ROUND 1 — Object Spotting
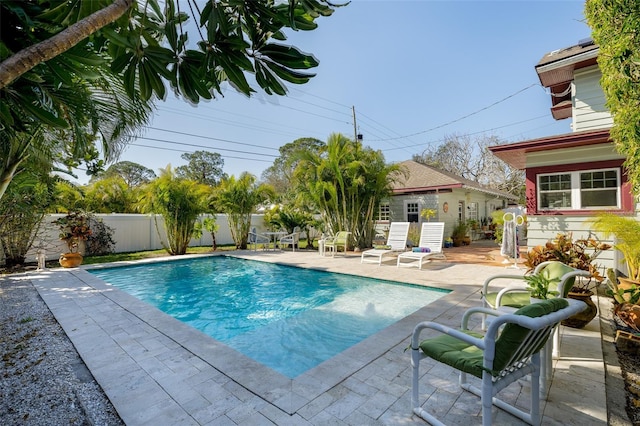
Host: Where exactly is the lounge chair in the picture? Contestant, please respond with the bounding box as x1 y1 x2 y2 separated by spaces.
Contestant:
279 227 300 252
323 231 351 257
411 298 588 426
360 222 410 265
248 227 271 251
396 222 445 269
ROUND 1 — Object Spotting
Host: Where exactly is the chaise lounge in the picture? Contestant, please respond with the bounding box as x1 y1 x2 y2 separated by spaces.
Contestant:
360 222 410 265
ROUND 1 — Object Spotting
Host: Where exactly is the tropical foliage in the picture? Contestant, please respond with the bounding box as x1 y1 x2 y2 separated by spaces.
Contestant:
137 166 209 255
84 176 138 213
261 137 325 198
193 216 219 251
293 133 404 249
52 211 94 253
215 173 274 250
590 213 640 282
524 233 611 287
0 169 57 266
0 0 339 200
585 1 640 194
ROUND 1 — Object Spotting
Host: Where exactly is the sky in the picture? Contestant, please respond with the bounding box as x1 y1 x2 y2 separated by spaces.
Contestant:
76 0 592 184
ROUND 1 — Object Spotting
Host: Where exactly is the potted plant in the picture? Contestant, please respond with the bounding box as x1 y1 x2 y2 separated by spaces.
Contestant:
524 232 611 328
450 220 469 247
52 211 93 268
524 274 557 303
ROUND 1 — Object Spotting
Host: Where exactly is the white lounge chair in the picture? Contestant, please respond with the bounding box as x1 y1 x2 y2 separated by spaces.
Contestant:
360 222 410 265
397 222 445 269
279 227 300 252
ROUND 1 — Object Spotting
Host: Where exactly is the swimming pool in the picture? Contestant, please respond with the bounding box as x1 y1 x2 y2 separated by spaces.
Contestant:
90 256 448 377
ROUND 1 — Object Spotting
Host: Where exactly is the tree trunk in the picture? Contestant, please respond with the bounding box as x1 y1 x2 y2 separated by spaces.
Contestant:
0 0 134 89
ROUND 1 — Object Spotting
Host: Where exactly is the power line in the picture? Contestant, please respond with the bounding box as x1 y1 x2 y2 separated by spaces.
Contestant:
144 126 279 151
128 143 274 163
368 83 540 142
381 114 549 152
130 135 280 158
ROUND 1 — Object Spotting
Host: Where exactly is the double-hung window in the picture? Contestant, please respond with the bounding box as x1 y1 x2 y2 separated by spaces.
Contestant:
378 202 390 221
406 201 420 222
538 168 620 210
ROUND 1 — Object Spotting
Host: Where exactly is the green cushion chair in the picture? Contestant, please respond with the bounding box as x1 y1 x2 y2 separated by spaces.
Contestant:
411 298 587 426
480 261 591 375
323 231 351 257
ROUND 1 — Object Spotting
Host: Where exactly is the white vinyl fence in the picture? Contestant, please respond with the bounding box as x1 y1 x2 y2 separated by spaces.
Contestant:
9 213 274 266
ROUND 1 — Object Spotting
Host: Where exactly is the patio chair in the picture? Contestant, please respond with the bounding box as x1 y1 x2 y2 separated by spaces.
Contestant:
248 227 271 251
481 261 591 378
279 227 300 252
411 298 588 426
361 222 410 265
323 231 351 257
397 222 446 269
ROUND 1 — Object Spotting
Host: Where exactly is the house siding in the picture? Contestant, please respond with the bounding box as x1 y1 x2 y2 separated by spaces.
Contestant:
572 67 613 132
384 191 507 241
526 213 639 274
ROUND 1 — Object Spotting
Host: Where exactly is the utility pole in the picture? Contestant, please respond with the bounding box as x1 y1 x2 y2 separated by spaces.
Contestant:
352 105 362 144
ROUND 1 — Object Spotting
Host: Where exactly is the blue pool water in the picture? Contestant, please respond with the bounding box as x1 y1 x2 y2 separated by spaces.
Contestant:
90 256 448 377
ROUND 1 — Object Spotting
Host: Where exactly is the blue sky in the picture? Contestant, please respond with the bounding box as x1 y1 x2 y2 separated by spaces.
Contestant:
83 0 591 183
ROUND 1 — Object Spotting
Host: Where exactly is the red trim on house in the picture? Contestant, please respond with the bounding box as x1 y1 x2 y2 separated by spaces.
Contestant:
525 159 633 215
489 129 611 170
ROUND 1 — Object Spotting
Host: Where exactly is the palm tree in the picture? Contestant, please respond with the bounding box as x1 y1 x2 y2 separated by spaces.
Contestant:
215 173 275 249
0 1 339 200
294 133 405 249
137 166 208 255
0 66 153 201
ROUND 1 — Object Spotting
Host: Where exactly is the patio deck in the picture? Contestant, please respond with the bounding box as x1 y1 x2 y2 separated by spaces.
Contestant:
21 244 609 425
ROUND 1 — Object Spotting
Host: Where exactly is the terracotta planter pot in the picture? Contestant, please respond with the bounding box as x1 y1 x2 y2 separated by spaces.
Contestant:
561 291 597 328
59 253 83 268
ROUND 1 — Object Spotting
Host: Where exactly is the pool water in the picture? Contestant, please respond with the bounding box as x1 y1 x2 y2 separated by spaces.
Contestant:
90 256 447 377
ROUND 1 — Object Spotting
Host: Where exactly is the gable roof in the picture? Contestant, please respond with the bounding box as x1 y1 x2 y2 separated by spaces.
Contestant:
391 160 517 200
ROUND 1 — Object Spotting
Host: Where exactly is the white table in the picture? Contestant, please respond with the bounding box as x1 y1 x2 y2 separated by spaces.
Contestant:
264 231 287 251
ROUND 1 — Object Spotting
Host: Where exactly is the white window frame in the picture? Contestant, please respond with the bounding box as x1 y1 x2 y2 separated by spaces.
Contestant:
378 202 390 222
537 167 621 211
468 202 478 222
404 200 420 223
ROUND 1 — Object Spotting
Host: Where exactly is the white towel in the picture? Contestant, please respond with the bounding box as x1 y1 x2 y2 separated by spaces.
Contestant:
501 219 517 258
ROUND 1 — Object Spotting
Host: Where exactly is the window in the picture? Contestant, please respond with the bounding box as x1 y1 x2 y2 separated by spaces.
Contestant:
538 168 620 210
539 174 572 209
468 202 478 222
580 170 618 207
378 202 390 221
406 202 419 222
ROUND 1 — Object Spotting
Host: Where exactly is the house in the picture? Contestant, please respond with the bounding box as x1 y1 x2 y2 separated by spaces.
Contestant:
379 160 518 240
488 38 632 271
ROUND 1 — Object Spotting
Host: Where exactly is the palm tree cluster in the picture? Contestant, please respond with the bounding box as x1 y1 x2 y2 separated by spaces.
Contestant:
294 133 404 249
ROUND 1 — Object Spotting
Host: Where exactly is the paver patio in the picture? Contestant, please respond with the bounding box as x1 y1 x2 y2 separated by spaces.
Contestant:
16 245 609 425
